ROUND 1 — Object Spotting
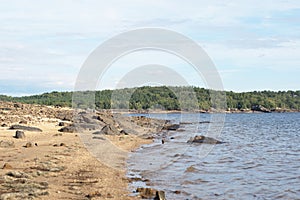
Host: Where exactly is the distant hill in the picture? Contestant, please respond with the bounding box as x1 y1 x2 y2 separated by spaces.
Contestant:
0 86 299 111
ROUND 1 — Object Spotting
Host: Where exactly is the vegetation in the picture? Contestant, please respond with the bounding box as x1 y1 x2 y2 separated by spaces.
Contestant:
0 86 299 111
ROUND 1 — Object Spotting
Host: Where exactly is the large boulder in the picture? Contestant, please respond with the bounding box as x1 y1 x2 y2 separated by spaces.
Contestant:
15 130 25 139
136 188 166 200
187 135 224 144
94 124 119 135
9 125 42 132
251 105 271 113
58 125 77 133
162 124 180 131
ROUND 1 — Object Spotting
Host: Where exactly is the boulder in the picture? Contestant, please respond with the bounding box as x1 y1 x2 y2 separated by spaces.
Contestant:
97 124 119 135
187 135 223 144
251 105 271 113
19 120 28 124
120 129 129 135
59 123 101 133
77 123 100 131
136 188 156 199
15 130 25 139
58 125 77 133
163 124 180 131
58 122 65 126
185 165 198 173
1 123 8 127
24 142 33 148
154 190 166 200
2 163 13 170
9 125 42 132
136 188 166 200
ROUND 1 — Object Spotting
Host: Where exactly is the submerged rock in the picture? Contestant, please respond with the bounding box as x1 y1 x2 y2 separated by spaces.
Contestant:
136 187 166 200
136 187 156 199
162 124 180 131
187 135 223 144
154 190 166 200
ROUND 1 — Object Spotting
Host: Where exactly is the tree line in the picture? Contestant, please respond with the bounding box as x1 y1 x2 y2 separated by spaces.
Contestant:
0 86 299 111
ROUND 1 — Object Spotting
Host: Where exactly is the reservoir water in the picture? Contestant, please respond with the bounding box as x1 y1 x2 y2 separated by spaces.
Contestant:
127 113 300 199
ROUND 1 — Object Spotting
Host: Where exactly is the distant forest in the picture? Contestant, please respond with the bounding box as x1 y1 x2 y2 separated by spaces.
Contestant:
0 86 299 111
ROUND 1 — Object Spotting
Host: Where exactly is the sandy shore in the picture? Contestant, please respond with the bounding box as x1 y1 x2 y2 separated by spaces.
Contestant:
0 102 163 200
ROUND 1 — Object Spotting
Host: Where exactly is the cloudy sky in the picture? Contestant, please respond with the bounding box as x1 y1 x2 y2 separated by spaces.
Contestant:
1 0 299 96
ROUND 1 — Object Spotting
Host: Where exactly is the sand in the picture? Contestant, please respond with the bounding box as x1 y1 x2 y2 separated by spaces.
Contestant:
0 102 163 200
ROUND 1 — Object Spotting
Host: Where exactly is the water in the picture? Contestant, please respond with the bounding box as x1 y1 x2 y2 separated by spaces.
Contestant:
127 113 300 199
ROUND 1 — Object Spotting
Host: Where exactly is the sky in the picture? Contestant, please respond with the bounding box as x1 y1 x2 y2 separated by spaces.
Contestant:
0 0 300 96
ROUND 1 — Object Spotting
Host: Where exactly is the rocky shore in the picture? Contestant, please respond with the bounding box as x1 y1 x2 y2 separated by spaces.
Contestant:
0 101 169 200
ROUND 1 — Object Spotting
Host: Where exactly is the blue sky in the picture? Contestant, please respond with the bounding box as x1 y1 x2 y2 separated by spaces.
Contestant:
0 0 299 96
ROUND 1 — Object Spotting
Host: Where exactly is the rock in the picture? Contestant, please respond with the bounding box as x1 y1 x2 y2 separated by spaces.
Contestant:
93 115 103 122
252 105 271 113
97 124 119 135
2 163 13 170
85 191 102 198
19 120 28 124
0 140 15 148
106 193 113 198
163 124 180 131
120 129 129 135
13 103 22 108
136 187 157 199
53 143 66 147
77 123 100 131
81 115 94 124
55 111 73 121
6 171 30 178
15 130 25 139
136 188 166 200
173 190 181 194
53 133 63 137
92 136 106 140
1 123 8 127
9 124 42 132
58 125 77 133
154 190 166 200
185 165 198 173
58 122 65 126
24 142 33 148
187 135 224 144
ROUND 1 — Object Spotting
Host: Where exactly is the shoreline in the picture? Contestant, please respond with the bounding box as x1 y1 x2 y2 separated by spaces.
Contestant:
113 108 300 115
0 101 164 200
1 101 298 199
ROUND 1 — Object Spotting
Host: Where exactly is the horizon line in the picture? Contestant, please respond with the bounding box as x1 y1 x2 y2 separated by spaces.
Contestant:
1 85 299 98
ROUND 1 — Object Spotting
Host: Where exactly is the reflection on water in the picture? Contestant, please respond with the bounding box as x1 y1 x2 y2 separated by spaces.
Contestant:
127 113 300 199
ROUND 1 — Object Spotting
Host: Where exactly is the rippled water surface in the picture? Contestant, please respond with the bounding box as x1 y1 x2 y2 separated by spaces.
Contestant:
127 113 300 199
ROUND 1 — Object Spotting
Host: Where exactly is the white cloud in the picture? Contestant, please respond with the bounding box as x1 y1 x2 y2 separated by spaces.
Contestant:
0 0 299 94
